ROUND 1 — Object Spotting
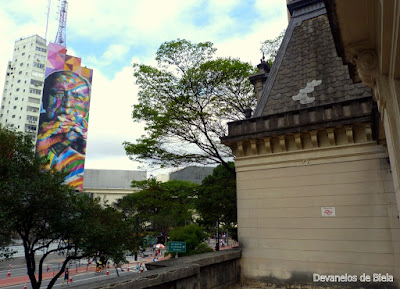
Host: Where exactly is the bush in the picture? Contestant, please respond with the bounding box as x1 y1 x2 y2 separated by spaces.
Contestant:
167 224 212 256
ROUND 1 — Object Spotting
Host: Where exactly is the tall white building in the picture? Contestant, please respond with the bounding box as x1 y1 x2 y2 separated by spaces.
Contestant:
0 35 48 141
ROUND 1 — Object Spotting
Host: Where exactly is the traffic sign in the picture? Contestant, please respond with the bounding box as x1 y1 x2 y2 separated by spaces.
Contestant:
168 241 186 253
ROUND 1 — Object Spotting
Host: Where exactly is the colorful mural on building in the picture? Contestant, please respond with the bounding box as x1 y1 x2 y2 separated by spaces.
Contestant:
36 43 93 191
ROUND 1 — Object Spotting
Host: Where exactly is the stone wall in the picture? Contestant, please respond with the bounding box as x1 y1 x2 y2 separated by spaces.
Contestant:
235 142 400 288
72 249 241 289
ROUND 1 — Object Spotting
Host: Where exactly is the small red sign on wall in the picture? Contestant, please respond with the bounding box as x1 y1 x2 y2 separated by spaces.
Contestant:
321 207 335 217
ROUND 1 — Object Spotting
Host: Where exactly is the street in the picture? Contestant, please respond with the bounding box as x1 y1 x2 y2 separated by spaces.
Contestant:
0 250 166 289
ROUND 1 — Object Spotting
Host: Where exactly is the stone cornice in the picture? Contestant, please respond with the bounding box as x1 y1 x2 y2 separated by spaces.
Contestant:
222 97 374 145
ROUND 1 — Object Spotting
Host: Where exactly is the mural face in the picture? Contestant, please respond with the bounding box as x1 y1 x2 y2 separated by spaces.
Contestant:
36 70 90 191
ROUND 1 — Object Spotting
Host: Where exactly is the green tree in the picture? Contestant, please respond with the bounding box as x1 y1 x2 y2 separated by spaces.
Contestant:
168 224 212 256
0 127 137 289
115 179 198 235
124 39 256 172
260 29 286 66
195 162 237 237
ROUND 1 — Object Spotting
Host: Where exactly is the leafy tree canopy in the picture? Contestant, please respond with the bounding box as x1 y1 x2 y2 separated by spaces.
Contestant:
195 162 237 234
260 29 286 66
124 39 256 172
115 179 198 235
168 224 212 256
0 127 137 289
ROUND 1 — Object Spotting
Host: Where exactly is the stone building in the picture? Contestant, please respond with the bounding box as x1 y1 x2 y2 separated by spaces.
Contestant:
222 0 400 287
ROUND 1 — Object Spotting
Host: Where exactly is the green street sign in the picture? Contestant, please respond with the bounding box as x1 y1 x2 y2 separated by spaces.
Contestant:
168 241 186 253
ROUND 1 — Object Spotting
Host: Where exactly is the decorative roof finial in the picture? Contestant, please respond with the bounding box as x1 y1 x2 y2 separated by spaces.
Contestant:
261 52 265 63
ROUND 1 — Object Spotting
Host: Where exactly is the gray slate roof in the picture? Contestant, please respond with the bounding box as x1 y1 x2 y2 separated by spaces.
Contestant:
169 166 215 184
254 0 372 117
83 169 147 189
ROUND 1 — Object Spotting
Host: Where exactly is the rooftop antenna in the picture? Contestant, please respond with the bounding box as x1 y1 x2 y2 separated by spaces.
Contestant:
55 0 68 46
44 0 51 42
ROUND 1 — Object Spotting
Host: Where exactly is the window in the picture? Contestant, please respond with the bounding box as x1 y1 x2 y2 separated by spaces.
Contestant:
30 79 43 86
35 54 46 61
22 52 25 56
12 115 15 118
27 115 38 123
29 88 41 95
25 124 37 133
32 71 44 78
13 106 16 109
19 71 22 75
23 45 25 49
20 62 23 66
35 47 46 53
28 97 40 104
14 97 18 100
17 79 21 83
16 88 19 92
33 62 45 69
27 106 39 113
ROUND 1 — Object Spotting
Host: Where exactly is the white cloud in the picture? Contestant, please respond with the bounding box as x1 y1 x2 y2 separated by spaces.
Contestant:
84 66 145 170
86 44 130 67
0 0 289 173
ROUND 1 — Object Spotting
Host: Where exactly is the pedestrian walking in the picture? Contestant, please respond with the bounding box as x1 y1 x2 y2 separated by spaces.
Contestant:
62 268 69 286
139 263 144 273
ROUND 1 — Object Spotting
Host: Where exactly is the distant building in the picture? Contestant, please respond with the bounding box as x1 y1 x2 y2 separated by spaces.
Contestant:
0 35 47 141
169 166 215 184
83 169 147 205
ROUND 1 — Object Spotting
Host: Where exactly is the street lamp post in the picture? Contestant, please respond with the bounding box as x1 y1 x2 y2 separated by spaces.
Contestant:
215 219 220 251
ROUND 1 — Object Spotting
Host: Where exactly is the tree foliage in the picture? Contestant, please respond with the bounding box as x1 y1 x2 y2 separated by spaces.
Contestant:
195 162 237 234
124 39 256 171
260 29 286 66
115 179 198 235
0 127 137 289
168 224 212 256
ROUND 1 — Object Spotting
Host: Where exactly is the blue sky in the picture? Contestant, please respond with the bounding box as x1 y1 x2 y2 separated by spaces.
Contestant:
0 0 288 173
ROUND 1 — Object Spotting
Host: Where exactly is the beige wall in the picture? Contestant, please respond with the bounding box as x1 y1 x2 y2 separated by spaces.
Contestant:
235 143 400 285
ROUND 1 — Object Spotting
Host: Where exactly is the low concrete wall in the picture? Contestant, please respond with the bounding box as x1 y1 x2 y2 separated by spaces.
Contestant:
72 249 241 289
